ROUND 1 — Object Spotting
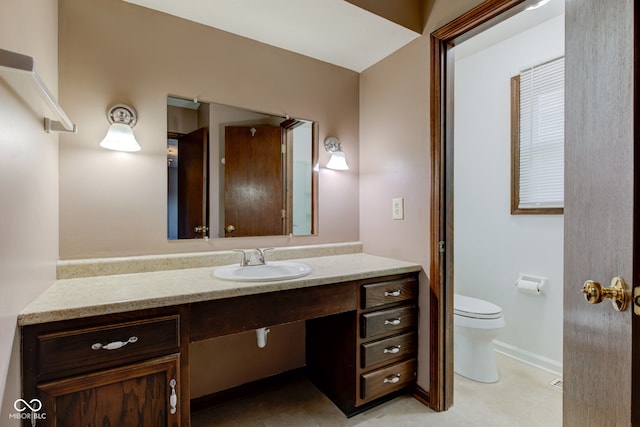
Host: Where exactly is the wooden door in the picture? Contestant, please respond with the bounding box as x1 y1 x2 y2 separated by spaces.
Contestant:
563 0 636 425
37 355 180 427
224 125 284 237
177 127 209 239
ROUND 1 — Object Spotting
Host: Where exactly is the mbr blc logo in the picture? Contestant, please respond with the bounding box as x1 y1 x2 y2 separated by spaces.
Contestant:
9 398 47 423
14 399 42 412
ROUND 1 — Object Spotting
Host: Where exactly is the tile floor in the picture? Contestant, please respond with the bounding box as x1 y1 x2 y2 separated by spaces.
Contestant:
191 353 562 427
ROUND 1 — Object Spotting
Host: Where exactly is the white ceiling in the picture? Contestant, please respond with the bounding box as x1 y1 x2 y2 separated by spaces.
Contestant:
454 0 564 60
123 0 422 73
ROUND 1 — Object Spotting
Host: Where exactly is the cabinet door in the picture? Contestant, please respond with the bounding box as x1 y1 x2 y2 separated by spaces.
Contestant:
37 354 180 427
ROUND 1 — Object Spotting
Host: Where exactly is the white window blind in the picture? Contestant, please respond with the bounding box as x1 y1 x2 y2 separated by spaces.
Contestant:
518 56 564 209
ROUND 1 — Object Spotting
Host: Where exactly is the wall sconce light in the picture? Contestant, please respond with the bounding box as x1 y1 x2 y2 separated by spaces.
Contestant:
100 104 141 152
526 0 551 10
324 136 349 170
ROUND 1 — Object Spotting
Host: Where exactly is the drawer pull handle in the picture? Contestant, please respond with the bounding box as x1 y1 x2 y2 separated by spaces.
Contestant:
384 290 402 297
383 374 401 384
384 318 402 326
169 379 178 415
91 336 138 351
384 345 402 354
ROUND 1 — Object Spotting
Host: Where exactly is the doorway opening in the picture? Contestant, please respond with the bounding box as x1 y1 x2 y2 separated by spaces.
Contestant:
429 0 564 412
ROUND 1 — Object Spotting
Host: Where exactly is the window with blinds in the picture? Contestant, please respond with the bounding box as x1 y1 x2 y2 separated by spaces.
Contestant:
510 56 564 214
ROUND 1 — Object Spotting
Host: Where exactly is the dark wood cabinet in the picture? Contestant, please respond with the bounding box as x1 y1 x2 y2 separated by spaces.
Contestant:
22 270 420 424
22 308 189 427
35 315 180 381
307 273 419 416
361 331 417 369
38 354 180 427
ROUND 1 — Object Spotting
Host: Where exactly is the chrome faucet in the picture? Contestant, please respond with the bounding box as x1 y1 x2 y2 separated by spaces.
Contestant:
232 249 249 266
233 248 274 266
248 248 274 265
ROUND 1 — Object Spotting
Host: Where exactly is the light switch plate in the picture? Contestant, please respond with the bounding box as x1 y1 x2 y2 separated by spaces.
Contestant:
392 197 404 220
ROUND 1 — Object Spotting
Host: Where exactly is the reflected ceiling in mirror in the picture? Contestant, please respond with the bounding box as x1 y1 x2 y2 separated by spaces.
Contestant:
167 96 318 240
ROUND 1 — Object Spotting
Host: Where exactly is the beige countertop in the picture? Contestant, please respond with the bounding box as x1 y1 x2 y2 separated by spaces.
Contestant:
19 253 422 326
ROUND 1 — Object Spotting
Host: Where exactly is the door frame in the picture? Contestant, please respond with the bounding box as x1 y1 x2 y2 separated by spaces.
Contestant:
634 3 640 422
429 0 544 411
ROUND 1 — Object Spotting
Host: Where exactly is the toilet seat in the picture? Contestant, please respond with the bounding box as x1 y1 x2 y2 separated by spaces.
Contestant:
454 294 502 319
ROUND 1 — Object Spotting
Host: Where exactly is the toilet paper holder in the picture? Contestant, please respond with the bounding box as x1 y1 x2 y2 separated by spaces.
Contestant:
515 274 547 295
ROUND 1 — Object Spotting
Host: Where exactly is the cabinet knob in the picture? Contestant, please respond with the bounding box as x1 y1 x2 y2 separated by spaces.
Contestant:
384 290 401 297
383 374 401 384
383 345 402 354
384 318 402 326
91 336 138 351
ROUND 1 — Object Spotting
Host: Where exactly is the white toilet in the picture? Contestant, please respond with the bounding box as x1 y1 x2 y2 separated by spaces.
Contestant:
454 293 505 383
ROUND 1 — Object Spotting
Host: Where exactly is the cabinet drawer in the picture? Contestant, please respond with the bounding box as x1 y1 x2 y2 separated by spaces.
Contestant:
361 358 417 401
37 315 180 379
361 276 417 309
361 332 417 369
361 305 417 339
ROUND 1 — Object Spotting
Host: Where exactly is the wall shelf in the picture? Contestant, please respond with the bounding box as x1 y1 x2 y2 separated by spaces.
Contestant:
0 48 77 133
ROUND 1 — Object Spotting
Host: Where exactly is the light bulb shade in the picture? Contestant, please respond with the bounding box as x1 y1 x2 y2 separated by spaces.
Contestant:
326 150 349 170
526 0 551 10
100 123 141 152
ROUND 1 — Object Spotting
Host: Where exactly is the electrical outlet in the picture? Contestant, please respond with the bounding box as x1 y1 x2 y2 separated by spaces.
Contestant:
392 198 404 220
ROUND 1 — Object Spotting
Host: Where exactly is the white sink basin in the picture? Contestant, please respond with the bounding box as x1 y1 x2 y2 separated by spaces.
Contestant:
213 261 312 282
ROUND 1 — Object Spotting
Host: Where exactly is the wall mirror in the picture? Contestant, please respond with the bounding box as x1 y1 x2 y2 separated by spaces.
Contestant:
167 96 318 240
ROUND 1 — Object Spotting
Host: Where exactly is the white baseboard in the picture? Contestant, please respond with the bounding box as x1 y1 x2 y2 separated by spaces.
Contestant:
493 340 562 377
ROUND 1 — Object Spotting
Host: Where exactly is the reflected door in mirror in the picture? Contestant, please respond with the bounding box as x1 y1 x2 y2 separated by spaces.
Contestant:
177 128 209 239
224 125 284 237
168 127 210 240
167 97 211 240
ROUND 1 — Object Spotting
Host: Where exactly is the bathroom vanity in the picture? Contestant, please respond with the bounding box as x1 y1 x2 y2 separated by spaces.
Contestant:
19 252 421 426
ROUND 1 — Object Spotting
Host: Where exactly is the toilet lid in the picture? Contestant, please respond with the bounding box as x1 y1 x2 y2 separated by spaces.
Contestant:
454 294 502 319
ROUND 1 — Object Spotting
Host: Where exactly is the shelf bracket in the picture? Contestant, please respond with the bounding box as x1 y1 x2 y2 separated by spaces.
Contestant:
0 48 77 133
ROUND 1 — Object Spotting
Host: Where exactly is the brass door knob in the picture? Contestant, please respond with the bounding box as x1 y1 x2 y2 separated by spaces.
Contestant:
582 277 630 312
225 225 235 233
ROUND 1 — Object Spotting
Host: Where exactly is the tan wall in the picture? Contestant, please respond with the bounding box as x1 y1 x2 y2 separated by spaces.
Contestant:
58 0 360 259
359 0 485 389
167 105 199 134
190 322 305 398
0 0 59 418
57 0 359 400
